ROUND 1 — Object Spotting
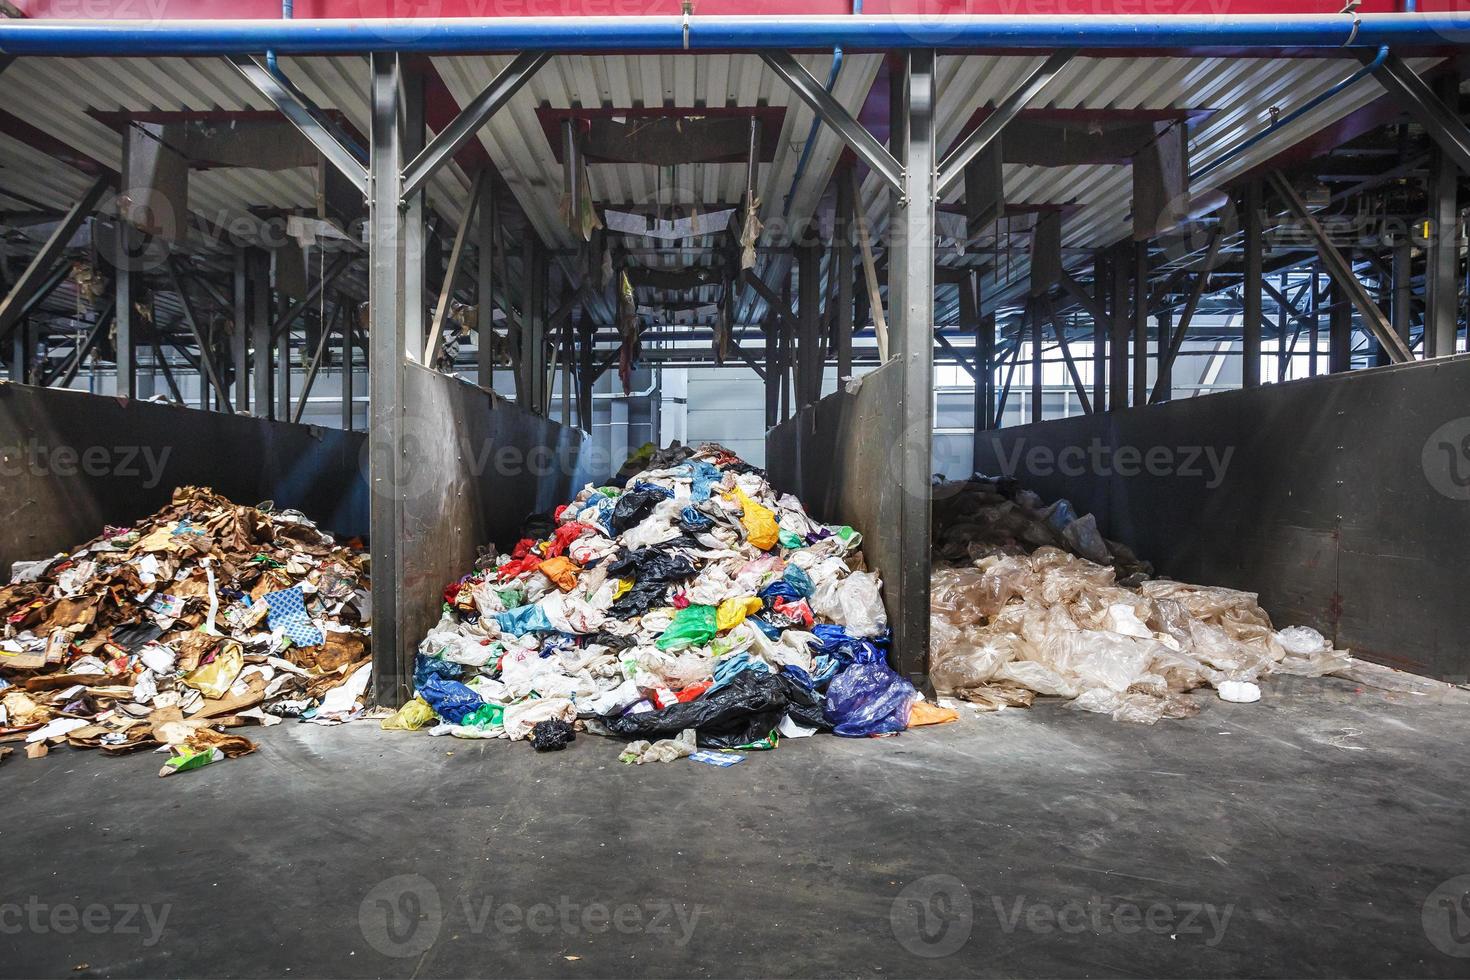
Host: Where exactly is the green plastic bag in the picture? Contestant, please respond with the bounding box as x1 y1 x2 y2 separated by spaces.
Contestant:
778 529 803 550
656 604 718 651
461 703 505 729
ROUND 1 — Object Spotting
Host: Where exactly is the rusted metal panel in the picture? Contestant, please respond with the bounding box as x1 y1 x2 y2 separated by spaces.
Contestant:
972 354 1470 682
0 381 367 578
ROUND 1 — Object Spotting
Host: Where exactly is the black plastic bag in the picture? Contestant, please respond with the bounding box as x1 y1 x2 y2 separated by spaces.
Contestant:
602 671 823 748
531 719 576 751
607 546 697 584
610 484 674 533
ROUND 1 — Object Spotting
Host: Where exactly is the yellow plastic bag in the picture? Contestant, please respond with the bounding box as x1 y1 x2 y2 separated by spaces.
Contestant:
614 578 634 600
716 595 763 632
728 488 779 551
381 697 436 731
181 641 243 699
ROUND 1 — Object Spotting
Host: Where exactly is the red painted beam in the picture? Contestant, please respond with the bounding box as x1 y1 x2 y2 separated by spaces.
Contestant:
8 0 1430 21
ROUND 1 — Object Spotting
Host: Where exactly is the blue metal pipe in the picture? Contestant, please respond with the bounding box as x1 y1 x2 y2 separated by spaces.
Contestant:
0 15 1465 57
782 0 860 218
1191 43 1390 183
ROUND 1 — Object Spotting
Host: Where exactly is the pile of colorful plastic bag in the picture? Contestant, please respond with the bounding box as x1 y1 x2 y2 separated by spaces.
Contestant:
0 487 373 772
390 443 956 755
930 476 1466 722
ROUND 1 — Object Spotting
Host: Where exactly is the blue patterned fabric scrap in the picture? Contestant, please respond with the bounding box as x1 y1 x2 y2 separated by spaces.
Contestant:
263 586 325 647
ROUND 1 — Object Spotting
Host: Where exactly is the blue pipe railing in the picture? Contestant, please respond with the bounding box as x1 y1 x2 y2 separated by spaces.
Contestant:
0 15 1465 56
1191 44 1391 183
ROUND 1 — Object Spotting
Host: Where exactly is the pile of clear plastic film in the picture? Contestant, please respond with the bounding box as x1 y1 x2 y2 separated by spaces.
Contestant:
929 477 1465 723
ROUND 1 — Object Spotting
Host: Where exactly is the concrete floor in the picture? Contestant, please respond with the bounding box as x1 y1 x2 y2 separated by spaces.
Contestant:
3 675 1469 979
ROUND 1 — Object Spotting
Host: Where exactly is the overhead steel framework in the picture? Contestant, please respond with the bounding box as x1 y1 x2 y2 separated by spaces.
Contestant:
1 12 1469 689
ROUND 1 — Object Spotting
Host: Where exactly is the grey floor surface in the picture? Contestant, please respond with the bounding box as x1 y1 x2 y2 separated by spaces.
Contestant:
3 675 1469 979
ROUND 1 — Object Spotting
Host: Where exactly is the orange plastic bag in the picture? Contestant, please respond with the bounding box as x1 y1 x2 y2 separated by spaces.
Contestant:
908 701 960 727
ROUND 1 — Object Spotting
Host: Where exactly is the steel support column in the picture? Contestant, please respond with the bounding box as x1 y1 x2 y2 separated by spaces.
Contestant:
1133 241 1148 404
796 239 821 406
1109 242 1130 410
1242 180 1263 387
248 248 273 417
835 170 855 381
232 249 249 411
402 67 427 362
1426 72 1461 358
476 171 497 390
114 233 133 398
1091 252 1106 409
887 50 935 681
1329 279 1353 373
368 52 409 706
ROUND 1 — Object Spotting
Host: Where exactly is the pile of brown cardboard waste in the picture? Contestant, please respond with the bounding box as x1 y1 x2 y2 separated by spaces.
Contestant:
0 487 371 774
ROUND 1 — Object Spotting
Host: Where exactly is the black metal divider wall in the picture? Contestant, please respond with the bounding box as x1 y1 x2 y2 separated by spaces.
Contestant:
0 381 369 578
972 353 1470 683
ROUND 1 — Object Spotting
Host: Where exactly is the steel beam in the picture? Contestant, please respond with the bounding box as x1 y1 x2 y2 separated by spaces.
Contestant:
762 51 904 193
401 50 546 199
166 258 234 412
425 170 485 366
369 52 409 706
272 252 354 342
0 175 110 345
229 56 368 197
1150 224 1222 403
1268 171 1411 362
1369 55 1470 178
935 51 1074 197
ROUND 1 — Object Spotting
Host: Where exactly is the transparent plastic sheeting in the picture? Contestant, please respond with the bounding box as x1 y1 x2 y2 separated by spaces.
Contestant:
930 549 1468 724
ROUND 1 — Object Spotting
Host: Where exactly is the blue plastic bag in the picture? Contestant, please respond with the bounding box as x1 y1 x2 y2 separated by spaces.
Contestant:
419 674 484 724
709 651 771 693
496 603 554 636
782 565 814 598
413 653 464 690
822 662 916 736
689 461 722 501
679 506 714 533
758 579 802 605
809 624 887 664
